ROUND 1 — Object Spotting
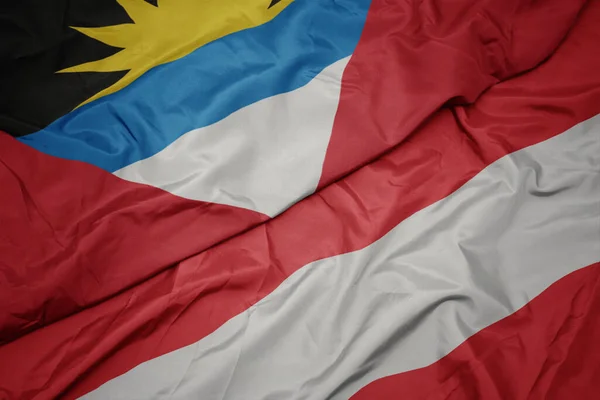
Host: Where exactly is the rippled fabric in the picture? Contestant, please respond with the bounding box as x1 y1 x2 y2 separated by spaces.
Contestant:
319 0 589 187
17 0 371 172
2 6 600 394
82 116 600 399
0 134 268 344
1 0 599 399
2 0 593 350
353 261 600 400
114 58 350 216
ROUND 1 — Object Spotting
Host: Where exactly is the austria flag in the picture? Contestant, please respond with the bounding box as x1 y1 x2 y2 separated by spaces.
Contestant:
1 0 599 398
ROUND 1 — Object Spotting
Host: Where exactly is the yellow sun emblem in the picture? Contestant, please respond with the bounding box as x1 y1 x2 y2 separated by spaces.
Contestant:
59 0 293 107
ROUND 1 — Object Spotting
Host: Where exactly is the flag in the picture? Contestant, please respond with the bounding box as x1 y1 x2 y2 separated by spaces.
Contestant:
0 0 599 399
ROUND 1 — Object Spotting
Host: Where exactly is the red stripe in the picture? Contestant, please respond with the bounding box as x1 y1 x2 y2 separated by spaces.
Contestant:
351 262 600 400
2 0 600 398
318 0 587 188
0 136 267 343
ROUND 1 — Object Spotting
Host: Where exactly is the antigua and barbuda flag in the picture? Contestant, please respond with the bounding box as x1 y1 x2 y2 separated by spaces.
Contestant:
0 0 599 399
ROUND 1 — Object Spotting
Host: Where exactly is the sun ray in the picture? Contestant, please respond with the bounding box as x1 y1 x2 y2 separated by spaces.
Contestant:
58 48 134 73
117 0 157 23
60 0 295 108
69 24 139 49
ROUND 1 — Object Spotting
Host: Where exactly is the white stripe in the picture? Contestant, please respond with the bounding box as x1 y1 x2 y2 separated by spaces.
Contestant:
86 116 600 400
114 58 348 217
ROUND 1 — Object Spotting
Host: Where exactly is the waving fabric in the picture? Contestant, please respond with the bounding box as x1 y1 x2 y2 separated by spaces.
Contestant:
0 0 599 399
